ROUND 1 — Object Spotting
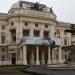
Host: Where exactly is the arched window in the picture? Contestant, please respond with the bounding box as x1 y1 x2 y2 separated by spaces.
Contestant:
35 23 38 27
24 22 28 26
45 24 48 28
11 22 14 26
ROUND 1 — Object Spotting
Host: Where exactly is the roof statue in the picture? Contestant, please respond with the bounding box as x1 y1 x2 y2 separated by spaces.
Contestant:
19 1 23 8
31 2 45 11
9 1 56 14
31 2 40 10
50 7 53 14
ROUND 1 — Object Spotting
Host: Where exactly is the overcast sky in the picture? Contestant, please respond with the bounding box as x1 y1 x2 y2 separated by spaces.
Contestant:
0 0 75 23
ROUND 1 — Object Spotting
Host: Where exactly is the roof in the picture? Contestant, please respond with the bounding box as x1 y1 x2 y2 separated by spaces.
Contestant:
20 1 46 7
9 1 55 15
11 1 46 9
0 13 7 16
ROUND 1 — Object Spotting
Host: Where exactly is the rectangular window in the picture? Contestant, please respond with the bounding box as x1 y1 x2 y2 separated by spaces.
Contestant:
1 48 5 52
11 36 16 43
2 55 5 61
1 36 6 43
11 29 16 43
23 30 30 36
34 30 40 37
44 31 49 39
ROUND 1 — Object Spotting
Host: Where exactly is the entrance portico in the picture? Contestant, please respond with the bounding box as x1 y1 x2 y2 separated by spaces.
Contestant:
22 44 62 65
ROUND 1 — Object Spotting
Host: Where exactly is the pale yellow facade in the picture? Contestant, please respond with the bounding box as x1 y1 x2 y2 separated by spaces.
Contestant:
0 1 72 65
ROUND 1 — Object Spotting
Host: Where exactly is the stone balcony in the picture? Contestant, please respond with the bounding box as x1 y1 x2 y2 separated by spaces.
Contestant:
20 36 63 46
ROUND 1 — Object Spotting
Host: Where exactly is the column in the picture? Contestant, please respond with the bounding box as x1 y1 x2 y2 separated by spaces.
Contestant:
52 48 57 64
16 50 18 64
50 25 55 39
40 29 43 38
52 49 54 64
47 46 51 64
30 50 35 65
60 31 64 46
30 23 33 37
7 31 11 43
58 46 62 64
23 46 27 65
68 33 71 45
40 23 44 38
0 34 1 43
20 48 23 64
10 53 12 65
41 50 45 64
49 31 51 38
30 29 33 37
36 46 40 65
19 21 23 42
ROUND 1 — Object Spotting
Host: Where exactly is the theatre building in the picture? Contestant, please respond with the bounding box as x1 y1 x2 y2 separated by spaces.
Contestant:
0 1 72 65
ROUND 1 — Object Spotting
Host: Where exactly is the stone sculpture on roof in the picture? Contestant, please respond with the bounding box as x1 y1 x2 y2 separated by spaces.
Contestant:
19 1 23 8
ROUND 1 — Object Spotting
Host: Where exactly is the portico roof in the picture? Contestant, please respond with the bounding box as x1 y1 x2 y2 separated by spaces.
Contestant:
20 36 62 46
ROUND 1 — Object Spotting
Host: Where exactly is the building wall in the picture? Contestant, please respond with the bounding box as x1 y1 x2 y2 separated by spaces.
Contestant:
0 1 72 65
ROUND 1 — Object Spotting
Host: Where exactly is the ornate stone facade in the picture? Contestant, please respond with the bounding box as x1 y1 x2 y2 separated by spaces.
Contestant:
0 1 72 65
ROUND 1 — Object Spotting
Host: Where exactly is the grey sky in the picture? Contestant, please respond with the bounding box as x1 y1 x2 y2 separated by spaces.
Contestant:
0 0 75 23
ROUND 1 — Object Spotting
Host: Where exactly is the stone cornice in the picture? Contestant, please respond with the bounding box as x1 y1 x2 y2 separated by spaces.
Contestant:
6 14 56 26
8 14 56 22
8 8 56 20
56 21 71 28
